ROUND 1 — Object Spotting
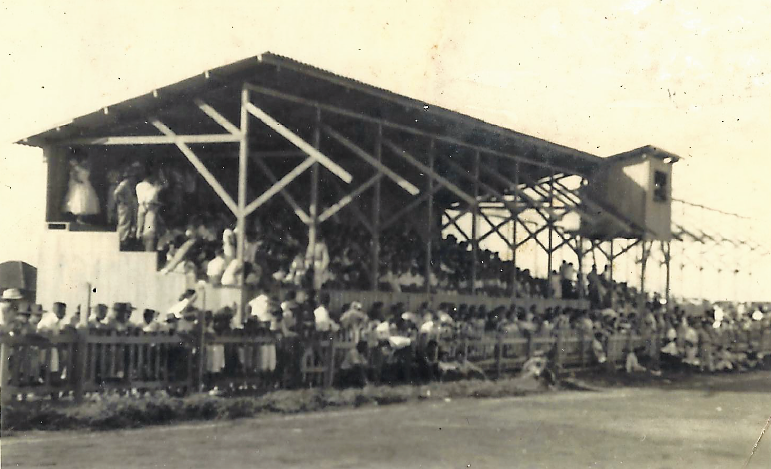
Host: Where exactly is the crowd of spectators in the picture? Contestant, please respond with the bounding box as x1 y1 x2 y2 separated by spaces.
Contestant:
2 282 768 390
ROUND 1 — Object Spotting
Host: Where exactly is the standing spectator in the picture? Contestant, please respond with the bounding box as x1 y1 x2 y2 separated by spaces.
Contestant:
63 157 100 224
105 169 121 226
306 232 330 290
136 171 164 251
313 292 339 332
206 248 228 285
37 301 66 333
114 164 141 248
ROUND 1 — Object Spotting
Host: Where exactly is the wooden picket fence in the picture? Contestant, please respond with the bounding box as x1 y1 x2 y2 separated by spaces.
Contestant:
2 327 770 403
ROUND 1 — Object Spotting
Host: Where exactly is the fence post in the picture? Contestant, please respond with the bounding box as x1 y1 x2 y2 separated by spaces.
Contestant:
1 340 11 406
195 309 206 392
324 337 336 388
578 328 586 367
73 329 88 403
555 332 563 369
526 333 533 360
495 334 503 379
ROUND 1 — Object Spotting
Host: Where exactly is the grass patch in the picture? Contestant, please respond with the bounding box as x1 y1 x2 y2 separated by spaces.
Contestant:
1 377 549 434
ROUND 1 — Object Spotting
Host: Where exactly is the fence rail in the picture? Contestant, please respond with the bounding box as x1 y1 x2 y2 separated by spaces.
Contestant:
2 327 770 403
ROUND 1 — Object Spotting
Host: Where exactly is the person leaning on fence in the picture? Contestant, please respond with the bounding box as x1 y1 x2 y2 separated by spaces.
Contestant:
313 292 339 333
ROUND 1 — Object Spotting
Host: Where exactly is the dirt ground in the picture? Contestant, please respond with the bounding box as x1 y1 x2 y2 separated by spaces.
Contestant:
2 371 770 469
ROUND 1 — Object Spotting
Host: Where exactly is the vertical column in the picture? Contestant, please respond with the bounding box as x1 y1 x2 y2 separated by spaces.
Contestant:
511 162 519 296
609 240 615 284
370 124 382 291
471 150 480 294
664 240 671 305
547 171 554 298
309 107 321 291
237 87 249 323
576 235 584 299
425 139 435 294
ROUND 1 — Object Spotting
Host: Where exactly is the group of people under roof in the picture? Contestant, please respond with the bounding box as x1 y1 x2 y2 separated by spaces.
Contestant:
2 279 769 392
60 154 601 299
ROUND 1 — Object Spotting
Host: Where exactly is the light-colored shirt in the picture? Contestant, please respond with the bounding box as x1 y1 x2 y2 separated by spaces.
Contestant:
206 256 227 279
314 305 338 332
135 180 161 207
36 312 61 333
248 294 273 323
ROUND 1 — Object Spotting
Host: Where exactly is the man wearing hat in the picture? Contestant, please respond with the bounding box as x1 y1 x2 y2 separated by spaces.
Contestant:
0 289 23 331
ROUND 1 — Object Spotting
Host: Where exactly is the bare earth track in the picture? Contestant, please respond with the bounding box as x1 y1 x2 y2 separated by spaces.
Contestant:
2 371 770 469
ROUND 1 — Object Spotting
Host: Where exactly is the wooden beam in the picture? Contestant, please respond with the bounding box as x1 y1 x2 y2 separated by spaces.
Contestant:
195 100 242 135
318 173 383 223
382 139 475 205
323 126 420 196
252 150 306 158
371 124 383 291
444 213 471 242
516 220 550 253
426 139 435 294
237 88 249 324
244 158 315 216
244 82 588 177
382 184 442 230
245 102 353 183
252 155 311 225
330 178 374 234
478 210 513 249
151 120 238 215
67 134 241 145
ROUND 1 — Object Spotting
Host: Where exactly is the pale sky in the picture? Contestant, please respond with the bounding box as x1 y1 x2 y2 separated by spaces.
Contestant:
1 0 769 299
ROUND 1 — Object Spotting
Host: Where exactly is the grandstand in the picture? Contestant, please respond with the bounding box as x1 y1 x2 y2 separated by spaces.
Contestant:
16 52 694 319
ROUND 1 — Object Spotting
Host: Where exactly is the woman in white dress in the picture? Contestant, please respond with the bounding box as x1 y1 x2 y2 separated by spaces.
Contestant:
63 158 100 223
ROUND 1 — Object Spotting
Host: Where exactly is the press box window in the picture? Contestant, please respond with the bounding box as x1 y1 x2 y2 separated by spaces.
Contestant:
653 170 668 202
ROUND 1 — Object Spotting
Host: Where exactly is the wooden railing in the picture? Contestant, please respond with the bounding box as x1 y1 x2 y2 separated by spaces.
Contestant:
2 327 769 403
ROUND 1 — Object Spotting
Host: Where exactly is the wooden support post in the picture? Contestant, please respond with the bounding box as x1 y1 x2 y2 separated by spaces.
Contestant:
665 241 671 305
196 309 206 392
371 124 382 291
609 240 615 285
309 108 321 292
81 282 91 329
238 88 249 324
576 236 584 299
471 151 480 294
324 338 336 388
547 172 554 298
495 334 504 379
426 139 435 294
73 329 88 403
1 341 11 406
512 162 519 296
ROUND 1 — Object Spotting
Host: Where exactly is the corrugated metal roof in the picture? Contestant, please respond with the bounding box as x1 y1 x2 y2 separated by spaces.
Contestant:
17 52 602 176
605 145 681 165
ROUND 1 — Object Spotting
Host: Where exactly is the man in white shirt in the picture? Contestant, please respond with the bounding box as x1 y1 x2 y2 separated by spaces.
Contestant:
206 248 227 285
248 290 274 327
37 301 66 333
135 173 163 251
313 292 339 332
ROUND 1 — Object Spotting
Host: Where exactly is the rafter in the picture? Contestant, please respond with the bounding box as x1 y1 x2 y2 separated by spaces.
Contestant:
151 120 238 215
323 126 420 196
244 102 353 184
